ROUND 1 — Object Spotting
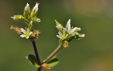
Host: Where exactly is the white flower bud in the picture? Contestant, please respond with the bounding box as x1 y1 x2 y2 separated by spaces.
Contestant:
80 34 85 37
31 3 40 17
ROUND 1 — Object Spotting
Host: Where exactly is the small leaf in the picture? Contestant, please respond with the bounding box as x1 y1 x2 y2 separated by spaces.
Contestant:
26 54 40 67
43 56 59 67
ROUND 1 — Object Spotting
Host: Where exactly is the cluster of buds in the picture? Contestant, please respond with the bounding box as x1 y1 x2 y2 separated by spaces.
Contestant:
11 3 41 40
11 3 41 23
55 19 85 48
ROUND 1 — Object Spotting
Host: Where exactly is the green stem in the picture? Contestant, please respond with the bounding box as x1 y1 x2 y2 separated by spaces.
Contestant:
44 45 62 63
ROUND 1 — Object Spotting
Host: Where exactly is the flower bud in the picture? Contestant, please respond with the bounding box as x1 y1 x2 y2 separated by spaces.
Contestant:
24 3 30 18
10 25 22 34
74 34 85 40
63 40 68 48
76 27 81 31
30 21 33 26
55 20 63 32
80 34 85 38
35 18 41 23
31 30 40 38
11 15 24 21
42 63 50 70
31 17 41 23
31 3 39 17
28 21 33 30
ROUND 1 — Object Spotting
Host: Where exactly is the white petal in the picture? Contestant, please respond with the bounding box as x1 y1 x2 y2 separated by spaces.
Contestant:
71 27 77 33
72 32 78 36
25 7 27 11
56 25 59 28
30 21 33 24
67 19 71 24
35 8 38 12
20 34 25 38
21 28 26 33
27 28 30 32
59 24 62 27
35 3 39 8
63 28 67 31
58 31 62 36
66 34 68 37
56 35 61 39
26 36 29 39
29 32 33 35
27 3 29 6
77 27 81 31
63 29 66 34
24 3 29 11
67 19 71 30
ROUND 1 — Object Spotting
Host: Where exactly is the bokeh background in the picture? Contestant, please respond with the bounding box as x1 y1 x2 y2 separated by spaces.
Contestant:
0 0 113 71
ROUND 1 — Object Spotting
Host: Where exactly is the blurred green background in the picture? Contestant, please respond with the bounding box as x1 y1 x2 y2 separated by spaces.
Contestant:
0 0 113 71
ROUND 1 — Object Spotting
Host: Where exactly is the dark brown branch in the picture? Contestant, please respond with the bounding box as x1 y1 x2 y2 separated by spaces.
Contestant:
31 40 42 71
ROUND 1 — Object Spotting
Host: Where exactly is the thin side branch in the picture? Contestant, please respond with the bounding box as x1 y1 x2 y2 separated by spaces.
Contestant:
44 45 62 63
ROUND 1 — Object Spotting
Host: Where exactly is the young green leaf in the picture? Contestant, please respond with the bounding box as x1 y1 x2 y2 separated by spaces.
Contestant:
26 54 40 67
43 56 59 67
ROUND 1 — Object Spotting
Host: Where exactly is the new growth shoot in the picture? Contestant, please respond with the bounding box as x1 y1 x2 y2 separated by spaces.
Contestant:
11 2 85 71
